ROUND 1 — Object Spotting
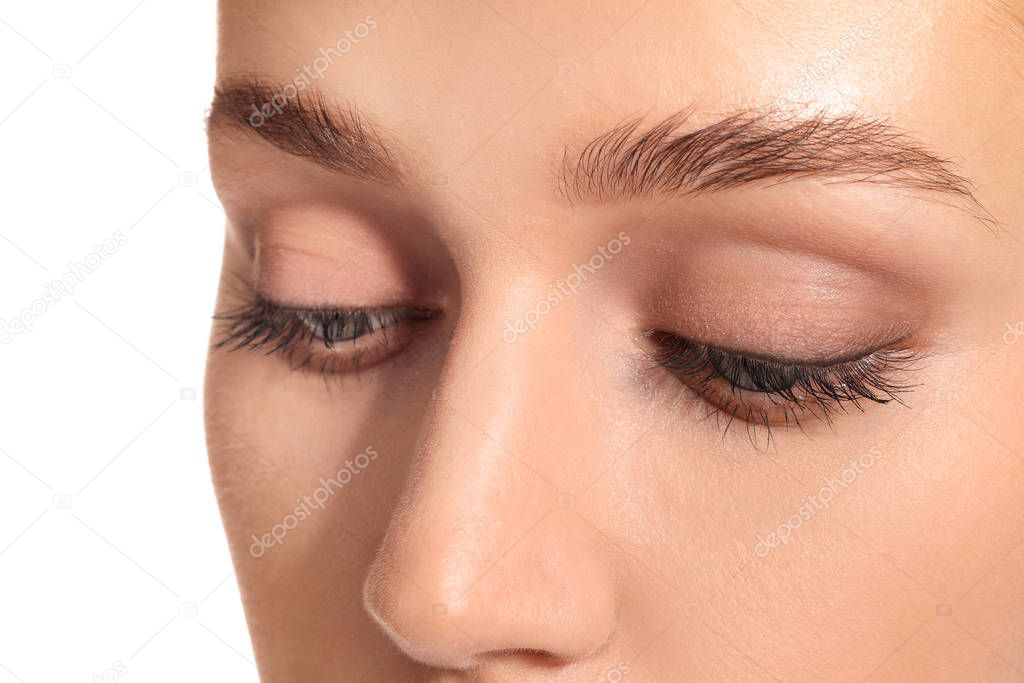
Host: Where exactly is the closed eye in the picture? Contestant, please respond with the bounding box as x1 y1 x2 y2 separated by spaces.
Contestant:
646 331 923 446
215 295 439 376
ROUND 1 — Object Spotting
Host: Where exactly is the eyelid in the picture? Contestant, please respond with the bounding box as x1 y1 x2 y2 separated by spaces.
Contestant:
695 339 907 368
643 326 913 368
253 289 434 313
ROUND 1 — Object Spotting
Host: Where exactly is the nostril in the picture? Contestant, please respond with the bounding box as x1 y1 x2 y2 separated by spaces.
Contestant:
488 647 555 659
363 540 621 668
482 648 565 665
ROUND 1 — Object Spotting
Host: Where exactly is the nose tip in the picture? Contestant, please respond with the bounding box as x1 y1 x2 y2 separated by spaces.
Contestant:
359 290 621 670
361 510 618 670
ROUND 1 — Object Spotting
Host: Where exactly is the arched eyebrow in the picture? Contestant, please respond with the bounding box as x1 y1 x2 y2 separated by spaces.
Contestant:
208 79 402 185
562 110 992 224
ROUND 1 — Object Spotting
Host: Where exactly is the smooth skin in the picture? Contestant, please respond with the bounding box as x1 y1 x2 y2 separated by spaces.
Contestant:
205 1 1024 680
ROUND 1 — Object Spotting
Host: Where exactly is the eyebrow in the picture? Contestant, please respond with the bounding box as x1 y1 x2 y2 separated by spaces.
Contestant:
208 80 402 185
562 109 990 223
209 81 989 224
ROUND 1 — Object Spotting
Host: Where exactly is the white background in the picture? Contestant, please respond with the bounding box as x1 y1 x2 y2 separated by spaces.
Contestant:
0 2 255 681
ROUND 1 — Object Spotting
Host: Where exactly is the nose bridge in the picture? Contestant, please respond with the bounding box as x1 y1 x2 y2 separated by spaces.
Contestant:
401 275 588 548
362 285 618 668
388 385 553 603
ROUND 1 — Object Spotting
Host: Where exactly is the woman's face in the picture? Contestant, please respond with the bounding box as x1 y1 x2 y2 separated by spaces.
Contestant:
205 1 1024 679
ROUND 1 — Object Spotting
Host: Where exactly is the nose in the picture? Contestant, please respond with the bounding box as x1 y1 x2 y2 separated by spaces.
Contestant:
362 305 618 670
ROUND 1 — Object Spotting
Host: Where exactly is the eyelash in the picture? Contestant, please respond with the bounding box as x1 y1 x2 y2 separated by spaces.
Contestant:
646 331 922 446
215 296 437 376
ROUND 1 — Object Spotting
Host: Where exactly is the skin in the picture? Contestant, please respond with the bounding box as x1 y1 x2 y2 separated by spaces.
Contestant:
205 1 1024 680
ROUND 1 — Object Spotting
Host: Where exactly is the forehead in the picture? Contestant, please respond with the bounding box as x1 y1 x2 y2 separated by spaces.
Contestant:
215 1 1018 185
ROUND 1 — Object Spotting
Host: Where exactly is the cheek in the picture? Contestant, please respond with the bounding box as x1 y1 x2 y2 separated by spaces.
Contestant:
203 347 422 543
203 347 424 669
573 374 1024 677
202 290 453 570
839 407 1024 600
576 423 821 601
